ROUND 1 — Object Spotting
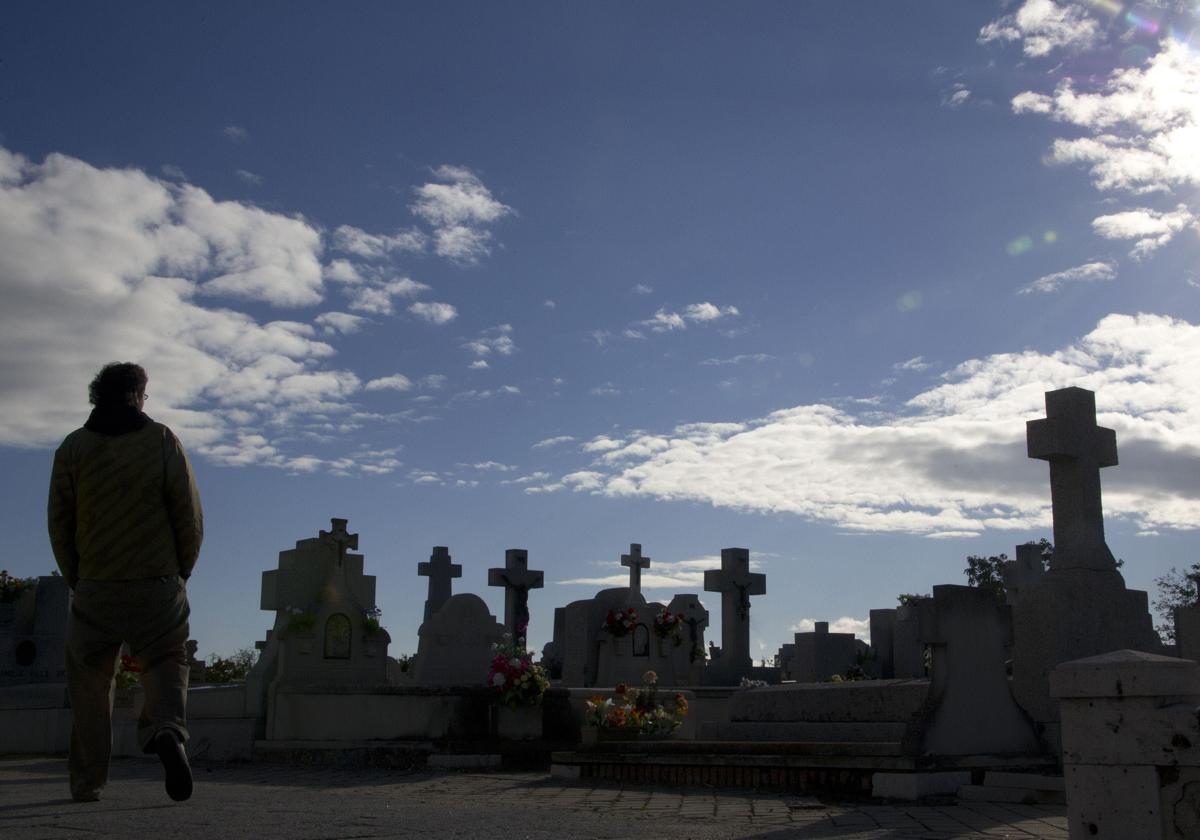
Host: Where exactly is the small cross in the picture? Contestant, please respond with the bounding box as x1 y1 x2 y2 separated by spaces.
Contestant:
319 518 358 566
621 543 650 595
488 549 545 637
1026 387 1119 572
418 546 462 623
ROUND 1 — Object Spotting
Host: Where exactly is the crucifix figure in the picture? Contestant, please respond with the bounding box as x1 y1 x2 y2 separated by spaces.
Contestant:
704 547 765 670
1026 387 1119 573
488 549 544 639
418 546 462 623
319 518 358 567
621 543 650 595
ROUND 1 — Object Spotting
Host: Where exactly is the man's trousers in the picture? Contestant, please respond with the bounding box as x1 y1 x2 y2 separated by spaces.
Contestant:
65 575 190 800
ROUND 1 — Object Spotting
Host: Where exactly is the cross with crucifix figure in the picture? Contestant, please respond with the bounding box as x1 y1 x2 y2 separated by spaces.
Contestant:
418 546 462 623
319 518 358 567
1026 387 1119 573
488 549 544 638
621 543 650 595
704 547 765 669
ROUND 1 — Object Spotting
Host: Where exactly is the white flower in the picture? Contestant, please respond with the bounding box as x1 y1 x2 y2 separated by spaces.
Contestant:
491 672 506 687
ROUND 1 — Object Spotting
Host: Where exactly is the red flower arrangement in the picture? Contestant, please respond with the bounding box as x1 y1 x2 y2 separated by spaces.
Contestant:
603 608 638 637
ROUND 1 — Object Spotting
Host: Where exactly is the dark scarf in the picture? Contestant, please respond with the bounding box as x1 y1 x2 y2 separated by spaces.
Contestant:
84 404 151 436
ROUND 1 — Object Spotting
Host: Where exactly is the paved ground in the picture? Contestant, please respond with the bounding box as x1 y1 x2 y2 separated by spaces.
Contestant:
1 757 1069 839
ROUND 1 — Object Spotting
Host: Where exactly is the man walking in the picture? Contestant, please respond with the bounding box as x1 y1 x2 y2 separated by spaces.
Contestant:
48 363 203 803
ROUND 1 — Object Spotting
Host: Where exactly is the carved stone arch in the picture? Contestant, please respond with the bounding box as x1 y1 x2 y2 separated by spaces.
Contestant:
324 613 352 659
632 623 650 657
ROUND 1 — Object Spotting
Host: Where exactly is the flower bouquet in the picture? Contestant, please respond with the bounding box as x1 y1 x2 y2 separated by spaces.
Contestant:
115 654 141 692
583 671 688 740
603 607 638 637
487 631 550 708
652 608 684 645
283 606 317 636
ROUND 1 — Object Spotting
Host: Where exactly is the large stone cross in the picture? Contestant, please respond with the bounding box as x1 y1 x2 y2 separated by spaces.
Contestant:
1026 387 1119 572
704 547 766 669
488 549 544 638
621 543 650 595
418 546 462 623
319 517 358 566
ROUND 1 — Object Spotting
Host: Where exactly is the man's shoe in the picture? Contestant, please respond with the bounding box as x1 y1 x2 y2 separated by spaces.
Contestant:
153 729 193 802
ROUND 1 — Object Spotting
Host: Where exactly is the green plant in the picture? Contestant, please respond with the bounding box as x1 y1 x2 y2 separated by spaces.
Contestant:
115 654 141 691
205 647 258 683
284 606 316 635
363 605 385 636
0 570 38 604
1153 562 1200 643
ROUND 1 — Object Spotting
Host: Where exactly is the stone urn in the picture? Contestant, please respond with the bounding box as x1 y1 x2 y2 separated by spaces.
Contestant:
495 704 543 741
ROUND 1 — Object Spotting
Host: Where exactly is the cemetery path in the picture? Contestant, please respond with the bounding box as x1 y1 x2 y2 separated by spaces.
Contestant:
0 757 1069 840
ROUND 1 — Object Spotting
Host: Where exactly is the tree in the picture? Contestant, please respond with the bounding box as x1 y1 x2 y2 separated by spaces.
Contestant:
205 647 258 684
896 593 930 607
964 539 1052 602
1152 563 1200 644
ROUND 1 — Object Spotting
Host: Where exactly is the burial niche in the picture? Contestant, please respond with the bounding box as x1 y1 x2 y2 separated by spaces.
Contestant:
632 623 650 657
324 613 351 659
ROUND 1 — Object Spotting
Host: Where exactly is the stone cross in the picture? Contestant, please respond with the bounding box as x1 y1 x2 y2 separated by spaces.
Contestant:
621 543 650 595
1026 387 1119 572
319 517 358 566
704 547 765 669
487 549 544 639
418 546 462 623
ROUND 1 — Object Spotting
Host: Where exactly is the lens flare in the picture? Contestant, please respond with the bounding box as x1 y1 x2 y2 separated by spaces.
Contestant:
1043 230 1058 244
1007 235 1034 256
1125 11 1161 34
1086 0 1123 16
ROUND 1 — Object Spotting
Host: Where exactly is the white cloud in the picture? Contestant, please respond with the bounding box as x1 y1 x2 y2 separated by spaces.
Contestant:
410 165 512 265
0 144 434 476
632 283 654 295
331 224 426 259
408 300 458 325
463 324 515 357
589 382 620 397
1092 206 1196 258
894 356 932 372
314 311 369 335
979 0 1101 57
1019 260 1118 294
471 461 516 472
161 164 187 181
346 277 430 315
790 616 871 640
235 169 264 186
582 436 624 453
533 435 575 449
1010 39 1200 196
469 360 490 370
364 374 414 392
641 302 739 333
943 87 971 109
534 314 1200 536
420 374 447 390
223 125 249 143
700 353 774 366
543 299 556 309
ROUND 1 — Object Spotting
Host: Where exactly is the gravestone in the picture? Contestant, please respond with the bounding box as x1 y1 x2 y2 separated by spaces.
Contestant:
0 575 70 686
914 585 1040 755
1173 576 1200 663
892 602 925 678
704 548 765 684
412 594 505 686
869 608 897 678
1001 543 1048 607
540 607 566 678
245 518 391 714
186 640 206 685
782 621 858 683
621 543 650 596
487 549 544 638
667 593 709 684
419 546 461 623
1011 388 1161 749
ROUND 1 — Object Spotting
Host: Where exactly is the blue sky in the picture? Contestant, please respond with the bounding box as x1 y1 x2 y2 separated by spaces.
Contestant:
2 2 1199 661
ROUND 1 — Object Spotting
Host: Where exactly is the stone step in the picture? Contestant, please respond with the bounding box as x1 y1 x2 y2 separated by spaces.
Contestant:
703 721 909 742
982 770 1065 792
957 782 1064 805
728 679 930 723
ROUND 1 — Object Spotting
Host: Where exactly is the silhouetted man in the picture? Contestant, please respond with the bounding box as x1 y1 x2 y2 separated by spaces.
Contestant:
48 363 202 803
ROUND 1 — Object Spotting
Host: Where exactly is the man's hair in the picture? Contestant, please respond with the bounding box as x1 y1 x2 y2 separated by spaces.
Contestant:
88 363 148 407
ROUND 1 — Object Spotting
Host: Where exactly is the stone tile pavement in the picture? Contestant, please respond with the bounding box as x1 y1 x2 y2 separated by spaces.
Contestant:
1 757 1069 839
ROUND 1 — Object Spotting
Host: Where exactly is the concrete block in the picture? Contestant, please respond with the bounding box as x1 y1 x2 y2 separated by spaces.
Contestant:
551 763 581 779
983 770 1065 791
871 771 969 800
427 753 501 769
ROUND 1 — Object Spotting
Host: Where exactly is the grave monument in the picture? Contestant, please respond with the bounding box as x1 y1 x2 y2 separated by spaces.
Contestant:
703 547 765 685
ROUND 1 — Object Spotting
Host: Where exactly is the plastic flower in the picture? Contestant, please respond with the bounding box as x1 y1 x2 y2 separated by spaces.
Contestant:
642 670 657 685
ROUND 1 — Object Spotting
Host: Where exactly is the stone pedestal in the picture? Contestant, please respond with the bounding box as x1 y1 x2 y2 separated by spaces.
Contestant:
1051 650 1200 840
494 704 543 741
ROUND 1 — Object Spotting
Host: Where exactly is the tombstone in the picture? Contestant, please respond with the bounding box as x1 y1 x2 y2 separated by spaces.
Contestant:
892 602 925 678
245 517 391 715
419 546 461 623
487 549 544 639
185 640 206 685
540 607 566 679
666 594 709 685
1174 575 1200 663
555 543 695 687
0 575 70 686
703 548 765 684
1001 543 1048 607
783 621 858 683
412 594 505 685
1011 388 1161 749
913 585 1040 755
869 609 897 678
